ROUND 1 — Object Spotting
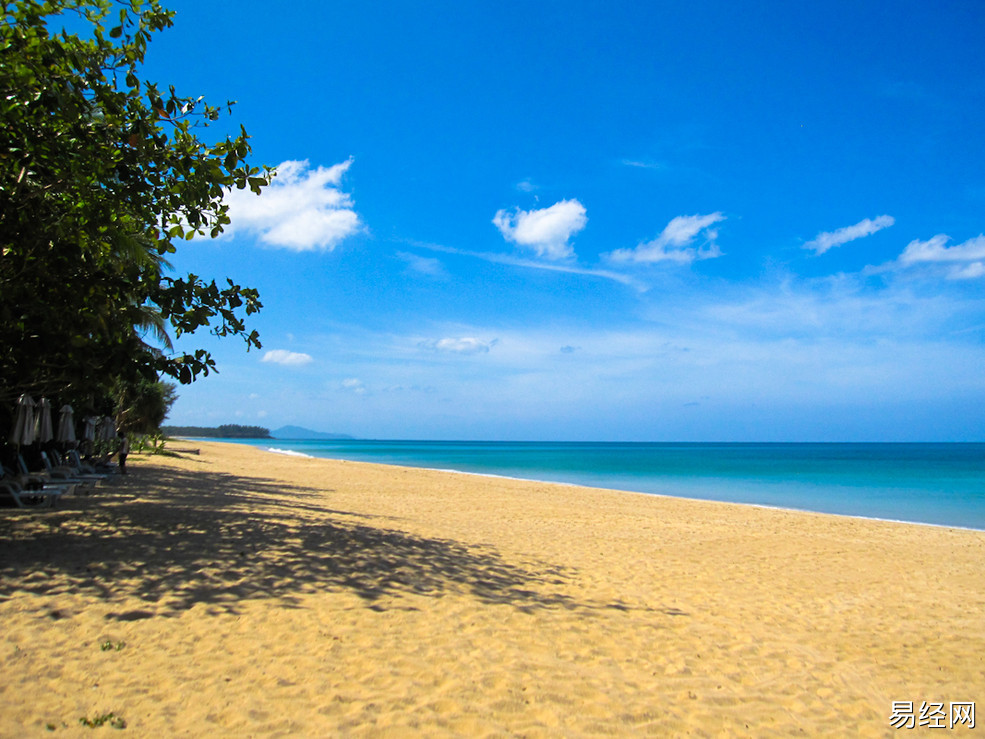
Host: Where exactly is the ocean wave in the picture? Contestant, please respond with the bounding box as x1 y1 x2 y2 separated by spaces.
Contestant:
265 447 315 459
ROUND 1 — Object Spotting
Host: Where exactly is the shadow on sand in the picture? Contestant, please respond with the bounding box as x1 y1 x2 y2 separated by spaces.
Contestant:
0 460 610 618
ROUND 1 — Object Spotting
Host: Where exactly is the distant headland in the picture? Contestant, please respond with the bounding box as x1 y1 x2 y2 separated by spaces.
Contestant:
161 424 354 440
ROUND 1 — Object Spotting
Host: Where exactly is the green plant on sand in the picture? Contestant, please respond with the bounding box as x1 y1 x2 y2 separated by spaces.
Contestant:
79 712 126 729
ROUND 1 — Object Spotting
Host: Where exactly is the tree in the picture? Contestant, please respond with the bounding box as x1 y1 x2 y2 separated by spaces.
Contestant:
0 0 271 429
113 377 176 434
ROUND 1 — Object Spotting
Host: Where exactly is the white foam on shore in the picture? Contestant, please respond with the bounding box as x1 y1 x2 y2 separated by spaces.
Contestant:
250 443 984 533
265 447 315 459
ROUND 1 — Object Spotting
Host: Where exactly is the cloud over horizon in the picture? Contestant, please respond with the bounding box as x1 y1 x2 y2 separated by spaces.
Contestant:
419 337 497 355
493 199 587 260
805 215 895 255
223 159 362 251
606 212 725 264
341 378 367 395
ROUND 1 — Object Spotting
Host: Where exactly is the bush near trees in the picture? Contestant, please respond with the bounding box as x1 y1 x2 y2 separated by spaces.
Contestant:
0 0 270 437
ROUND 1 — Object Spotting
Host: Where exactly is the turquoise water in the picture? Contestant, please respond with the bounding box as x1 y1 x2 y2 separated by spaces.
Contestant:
216 440 985 530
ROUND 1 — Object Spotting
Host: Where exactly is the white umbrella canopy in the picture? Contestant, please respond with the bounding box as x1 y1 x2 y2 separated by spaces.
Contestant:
82 415 97 443
57 404 76 444
98 415 117 442
35 397 54 444
81 415 98 455
10 394 36 446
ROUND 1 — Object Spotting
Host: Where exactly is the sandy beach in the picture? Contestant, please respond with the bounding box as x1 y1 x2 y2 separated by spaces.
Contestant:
1 440 982 736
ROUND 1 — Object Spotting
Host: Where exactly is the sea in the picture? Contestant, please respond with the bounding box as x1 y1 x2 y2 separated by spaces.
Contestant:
213 439 985 531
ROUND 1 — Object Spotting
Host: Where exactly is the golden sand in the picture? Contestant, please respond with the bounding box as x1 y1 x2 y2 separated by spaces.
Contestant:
1 441 983 736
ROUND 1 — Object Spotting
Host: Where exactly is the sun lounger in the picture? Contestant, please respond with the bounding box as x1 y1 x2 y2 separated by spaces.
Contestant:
39 451 102 488
0 481 64 508
13 454 41 483
0 467 68 508
67 449 105 476
51 450 109 480
16 454 89 493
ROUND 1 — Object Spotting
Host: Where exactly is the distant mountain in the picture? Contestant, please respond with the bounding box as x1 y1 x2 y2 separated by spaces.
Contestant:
271 425 355 440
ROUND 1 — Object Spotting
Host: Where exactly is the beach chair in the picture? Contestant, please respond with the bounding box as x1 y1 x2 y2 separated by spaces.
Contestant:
69 449 118 475
39 451 101 490
0 467 66 508
8 461 77 496
67 449 105 476
15 454 47 488
51 450 109 481
0 480 55 508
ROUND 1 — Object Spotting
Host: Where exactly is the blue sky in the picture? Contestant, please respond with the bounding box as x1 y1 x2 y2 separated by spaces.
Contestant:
146 0 985 441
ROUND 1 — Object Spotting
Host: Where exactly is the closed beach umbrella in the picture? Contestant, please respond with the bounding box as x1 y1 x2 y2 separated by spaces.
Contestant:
99 415 116 441
10 394 36 446
82 415 97 455
57 405 76 445
82 416 97 443
35 397 54 443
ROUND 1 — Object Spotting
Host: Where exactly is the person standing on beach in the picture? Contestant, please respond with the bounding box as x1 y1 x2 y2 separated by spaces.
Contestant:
117 432 130 475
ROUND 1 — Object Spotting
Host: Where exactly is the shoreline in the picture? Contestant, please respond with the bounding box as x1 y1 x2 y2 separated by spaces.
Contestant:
257 440 985 534
5 440 982 735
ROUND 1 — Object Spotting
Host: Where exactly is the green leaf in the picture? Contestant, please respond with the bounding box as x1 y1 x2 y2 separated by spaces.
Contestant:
0 0 267 416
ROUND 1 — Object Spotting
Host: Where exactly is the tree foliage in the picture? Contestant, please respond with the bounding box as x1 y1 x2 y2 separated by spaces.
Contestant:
0 0 270 426
114 377 176 433
160 424 271 439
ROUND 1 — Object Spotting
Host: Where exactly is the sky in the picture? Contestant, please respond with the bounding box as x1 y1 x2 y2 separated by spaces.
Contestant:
138 0 985 441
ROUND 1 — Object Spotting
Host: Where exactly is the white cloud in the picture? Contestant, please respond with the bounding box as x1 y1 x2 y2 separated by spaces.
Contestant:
419 337 496 355
341 378 366 395
606 212 725 264
262 349 314 366
804 215 895 255
899 234 985 265
415 240 645 290
222 159 362 251
170 251 985 440
949 262 985 280
621 159 664 170
493 199 587 260
881 234 985 280
396 251 446 277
